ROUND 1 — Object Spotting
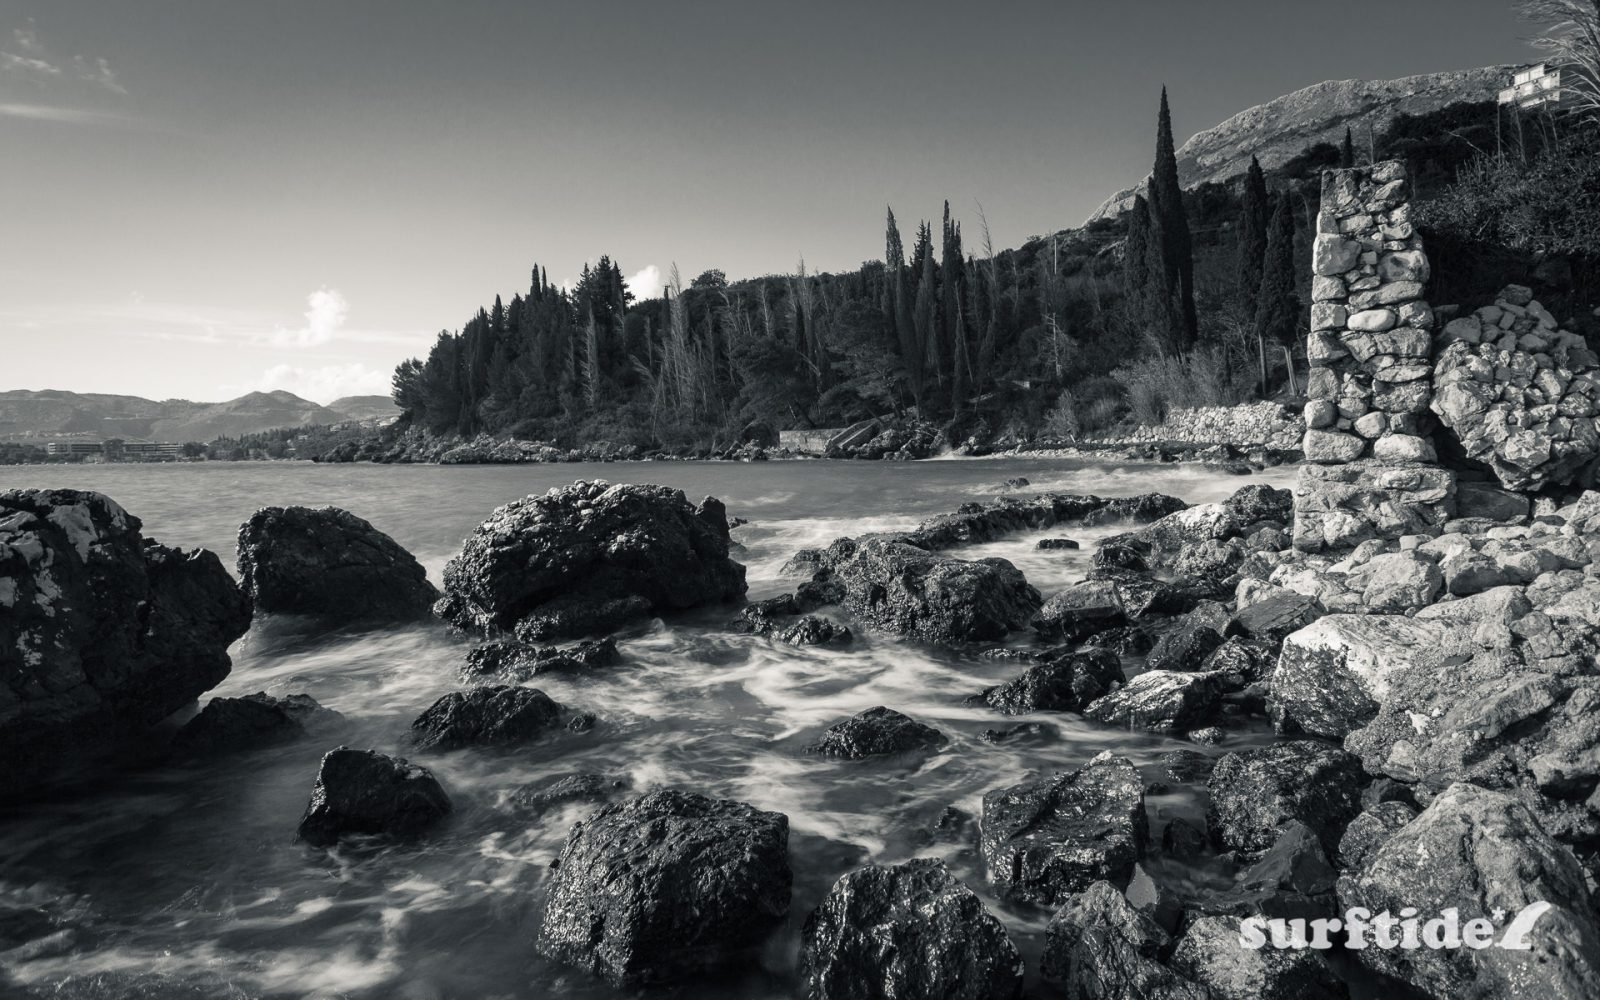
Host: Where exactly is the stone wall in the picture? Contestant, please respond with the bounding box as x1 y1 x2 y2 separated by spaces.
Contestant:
1125 402 1303 451
1302 161 1438 465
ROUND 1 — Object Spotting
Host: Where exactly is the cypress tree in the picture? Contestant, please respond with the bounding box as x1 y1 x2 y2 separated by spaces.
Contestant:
1123 194 1152 316
1340 126 1356 168
1252 193 1299 395
1147 87 1197 350
1236 156 1270 322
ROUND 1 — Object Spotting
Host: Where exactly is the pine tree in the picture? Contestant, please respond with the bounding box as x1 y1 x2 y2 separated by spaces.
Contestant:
1123 195 1152 312
1252 193 1299 395
1340 126 1356 168
1147 87 1197 351
1236 156 1270 322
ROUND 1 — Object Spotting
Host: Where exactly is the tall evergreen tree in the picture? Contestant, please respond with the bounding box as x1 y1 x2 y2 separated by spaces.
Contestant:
1122 194 1152 310
1147 87 1197 351
1252 193 1299 395
1340 126 1356 168
1236 156 1270 322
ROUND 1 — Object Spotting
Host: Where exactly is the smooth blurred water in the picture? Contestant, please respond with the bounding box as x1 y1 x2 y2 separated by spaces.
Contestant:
0 457 1296 999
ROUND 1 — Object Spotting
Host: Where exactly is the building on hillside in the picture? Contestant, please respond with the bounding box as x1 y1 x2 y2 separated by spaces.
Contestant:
120 442 183 459
1498 63 1571 111
45 441 103 456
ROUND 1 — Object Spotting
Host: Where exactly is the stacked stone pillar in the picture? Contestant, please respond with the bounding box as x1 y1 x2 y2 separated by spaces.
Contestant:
1302 161 1437 465
1293 162 1457 551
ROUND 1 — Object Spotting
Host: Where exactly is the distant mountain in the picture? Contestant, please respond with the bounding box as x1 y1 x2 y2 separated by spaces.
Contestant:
326 395 401 422
0 389 392 443
1085 64 1520 224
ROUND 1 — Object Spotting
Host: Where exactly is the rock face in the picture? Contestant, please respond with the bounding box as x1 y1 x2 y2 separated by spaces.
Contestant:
1338 783 1600 999
296 747 452 846
1291 462 1456 552
1040 881 1207 999
410 686 570 750
799 858 1023 1000
833 539 1040 644
981 649 1123 714
171 692 342 757
1207 741 1364 853
536 788 791 988
1270 614 1445 738
980 752 1146 906
435 481 747 641
805 707 947 758
0 489 252 798
1432 288 1600 491
236 505 437 620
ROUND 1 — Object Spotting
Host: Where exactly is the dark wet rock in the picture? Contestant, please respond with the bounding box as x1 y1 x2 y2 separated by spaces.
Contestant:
733 595 852 645
1092 541 1147 571
1161 749 1216 783
1172 913 1346 1000
979 649 1123 715
296 747 452 846
536 788 791 988
1201 638 1279 686
833 539 1040 644
795 574 847 611
1227 591 1325 642
1187 726 1226 744
1031 580 1126 641
1037 537 1080 551
806 707 947 758
0 489 252 798
922 805 977 846
1085 670 1226 734
236 505 437 620
1269 613 1445 739
1081 492 1190 526
171 692 342 758
1207 741 1365 854
998 476 1031 490
979 722 1056 746
1161 817 1208 858
1336 800 1415 871
799 857 1023 1000
980 752 1146 906
898 493 1163 551
410 686 569 750
1083 623 1159 655
1040 881 1207 999
1146 622 1224 673
507 773 629 816
1090 568 1202 618
1337 782 1600 999
730 594 802 634
460 636 620 682
775 615 853 646
435 481 747 641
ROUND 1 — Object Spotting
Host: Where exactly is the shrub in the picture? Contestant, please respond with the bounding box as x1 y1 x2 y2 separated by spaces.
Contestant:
1042 390 1080 439
1109 343 1255 428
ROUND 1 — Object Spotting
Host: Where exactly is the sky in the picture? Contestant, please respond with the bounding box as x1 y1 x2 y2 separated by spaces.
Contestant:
0 0 1541 404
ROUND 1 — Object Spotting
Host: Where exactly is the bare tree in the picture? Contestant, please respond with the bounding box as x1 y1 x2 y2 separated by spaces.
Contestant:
1522 0 1600 114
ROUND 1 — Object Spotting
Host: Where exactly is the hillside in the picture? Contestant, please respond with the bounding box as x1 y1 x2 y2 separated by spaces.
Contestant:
326 395 401 422
1086 64 1519 223
0 389 378 443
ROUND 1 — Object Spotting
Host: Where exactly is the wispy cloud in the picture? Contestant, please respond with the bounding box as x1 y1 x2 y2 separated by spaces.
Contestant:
0 101 131 126
0 21 128 126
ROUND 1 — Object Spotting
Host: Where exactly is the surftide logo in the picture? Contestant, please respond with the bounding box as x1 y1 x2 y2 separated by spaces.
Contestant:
1239 903 1553 951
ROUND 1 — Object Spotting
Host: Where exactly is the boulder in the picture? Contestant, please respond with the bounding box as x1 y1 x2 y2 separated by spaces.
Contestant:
1084 670 1225 734
171 692 342 758
435 481 746 641
1291 462 1456 553
236 505 437 620
1172 914 1346 1000
296 747 452 846
1227 590 1325 642
410 686 572 750
536 788 791 987
0 489 252 798
980 649 1123 714
1358 551 1443 611
1040 881 1207 999
799 858 1023 1000
833 539 1040 644
1145 621 1224 673
980 752 1146 906
461 636 620 682
1031 580 1125 641
1270 614 1445 738
1335 800 1415 871
805 707 947 758
1207 741 1365 853
1338 783 1600 999
1455 481 1531 522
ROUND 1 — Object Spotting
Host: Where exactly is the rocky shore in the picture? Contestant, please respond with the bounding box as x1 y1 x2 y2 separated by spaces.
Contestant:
7 462 1600 998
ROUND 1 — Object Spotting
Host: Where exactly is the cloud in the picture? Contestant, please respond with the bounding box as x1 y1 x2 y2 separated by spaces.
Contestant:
629 264 664 300
0 101 131 126
1 22 125 96
1 51 59 77
74 56 124 95
225 363 392 405
269 288 349 348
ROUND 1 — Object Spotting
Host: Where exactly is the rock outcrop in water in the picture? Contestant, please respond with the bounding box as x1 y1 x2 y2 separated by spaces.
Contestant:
536 788 791 987
799 858 1023 1000
296 747 453 846
0 489 252 798
460 636 621 682
831 539 1041 644
410 686 580 750
805 706 947 758
435 481 747 641
171 692 343 758
979 648 1123 714
236 505 438 621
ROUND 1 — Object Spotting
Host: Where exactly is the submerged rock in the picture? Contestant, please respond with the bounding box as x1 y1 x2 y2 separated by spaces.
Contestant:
435 481 747 641
296 747 452 846
799 858 1023 1000
980 648 1123 715
833 539 1041 644
410 686 571 750
507 773 629 817
980 752 1146 906
236 505 437 620
1207 741 1364 854
171 692 342 758
806 707 947 759
460 637 620 682
536 788 791 987
0 489 252 798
